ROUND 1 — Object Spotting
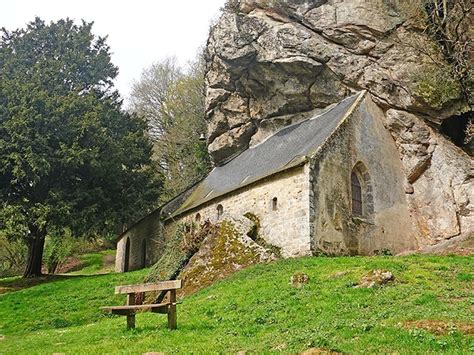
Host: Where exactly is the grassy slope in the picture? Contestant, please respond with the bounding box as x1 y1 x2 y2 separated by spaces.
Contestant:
0 255 472 353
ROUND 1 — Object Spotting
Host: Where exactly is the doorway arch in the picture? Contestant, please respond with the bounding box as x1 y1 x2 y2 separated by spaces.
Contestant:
124 237 130 272
141 239 147 268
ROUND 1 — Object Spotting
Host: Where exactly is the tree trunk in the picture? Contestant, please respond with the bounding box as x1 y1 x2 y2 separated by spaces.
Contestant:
23 227 46 278
48 260 59 274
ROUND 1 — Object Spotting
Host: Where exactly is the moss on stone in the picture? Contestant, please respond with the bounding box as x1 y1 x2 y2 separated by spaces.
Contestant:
146 215 280 298
178 220 265 296
412 65 462 109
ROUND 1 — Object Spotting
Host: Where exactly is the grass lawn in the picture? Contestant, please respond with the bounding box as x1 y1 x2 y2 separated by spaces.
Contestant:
68 249 117 275
0 254 472 353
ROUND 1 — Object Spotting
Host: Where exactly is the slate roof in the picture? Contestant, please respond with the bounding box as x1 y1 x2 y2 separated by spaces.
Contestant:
165 91 364 219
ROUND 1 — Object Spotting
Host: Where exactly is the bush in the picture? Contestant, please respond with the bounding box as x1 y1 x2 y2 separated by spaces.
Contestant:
412 65 462 109
43 233 75 274
44 233 115 274
0 236 27 277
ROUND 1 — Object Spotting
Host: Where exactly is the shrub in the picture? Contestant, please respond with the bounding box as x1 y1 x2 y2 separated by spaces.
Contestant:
0 236 27 277
43 233 75 274
412 65 462 109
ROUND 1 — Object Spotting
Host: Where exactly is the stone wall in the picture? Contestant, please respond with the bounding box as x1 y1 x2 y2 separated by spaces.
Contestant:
164 165 311 257
310 95 419 255
115 209 164 272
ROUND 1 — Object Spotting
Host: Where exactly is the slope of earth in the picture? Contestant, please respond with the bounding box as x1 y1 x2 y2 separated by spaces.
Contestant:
0 250 117 295
0 255 472 353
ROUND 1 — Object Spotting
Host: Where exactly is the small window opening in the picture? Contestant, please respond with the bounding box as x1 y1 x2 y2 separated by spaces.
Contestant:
195 213 201 222
351 172 363 216
217 204 224 219
272 197 278 211
185 224 191 233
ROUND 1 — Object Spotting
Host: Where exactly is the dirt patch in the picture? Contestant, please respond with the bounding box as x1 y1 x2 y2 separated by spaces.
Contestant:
55 257 83 274
290 272 309 288
0 274 101 295
0 275 66 294
405 320 474 335
102 253 116 270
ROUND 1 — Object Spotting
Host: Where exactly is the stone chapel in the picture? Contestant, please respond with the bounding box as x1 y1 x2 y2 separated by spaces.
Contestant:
115 91 420 272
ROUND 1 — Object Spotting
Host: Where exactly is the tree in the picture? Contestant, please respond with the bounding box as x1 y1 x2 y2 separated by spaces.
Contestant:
0 18 161 277
130 56 211 202
395 0 473 108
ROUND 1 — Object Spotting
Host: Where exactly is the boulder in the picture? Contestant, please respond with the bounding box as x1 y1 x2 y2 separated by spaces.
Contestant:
204 0 473 248
355 270 394 288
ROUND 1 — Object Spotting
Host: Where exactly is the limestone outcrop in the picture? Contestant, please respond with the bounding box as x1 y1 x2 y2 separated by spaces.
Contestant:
178 216 277 296
205 0 473 248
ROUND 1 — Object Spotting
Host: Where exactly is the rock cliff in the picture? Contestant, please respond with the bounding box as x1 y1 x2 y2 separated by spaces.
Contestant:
204 0 473 248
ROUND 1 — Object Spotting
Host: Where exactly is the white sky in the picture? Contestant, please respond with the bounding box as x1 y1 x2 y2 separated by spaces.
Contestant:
1 0 226 104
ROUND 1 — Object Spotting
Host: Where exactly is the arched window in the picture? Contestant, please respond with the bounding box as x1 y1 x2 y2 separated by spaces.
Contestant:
350 162 374 219
272 197 278 211
217 204 224 219
124 237 130 272
195 213 201 223
141 239 147 268
351 172 363 216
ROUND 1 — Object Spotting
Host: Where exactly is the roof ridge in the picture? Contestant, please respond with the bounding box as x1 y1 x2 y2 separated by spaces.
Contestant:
308 90 367 160
250 92 361 150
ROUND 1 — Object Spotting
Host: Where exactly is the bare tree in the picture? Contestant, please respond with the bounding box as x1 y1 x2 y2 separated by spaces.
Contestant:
129 55 211 202
395 0 473 107
130 57 183 137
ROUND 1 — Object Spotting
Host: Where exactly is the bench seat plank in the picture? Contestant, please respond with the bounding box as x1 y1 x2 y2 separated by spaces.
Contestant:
115 280 182 294
101 279 182 329
101 302 181 316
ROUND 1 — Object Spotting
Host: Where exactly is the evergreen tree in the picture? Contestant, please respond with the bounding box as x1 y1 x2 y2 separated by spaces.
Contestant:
0 18 161 277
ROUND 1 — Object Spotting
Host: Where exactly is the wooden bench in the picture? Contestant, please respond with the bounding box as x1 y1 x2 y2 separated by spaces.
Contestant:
101 280 182 330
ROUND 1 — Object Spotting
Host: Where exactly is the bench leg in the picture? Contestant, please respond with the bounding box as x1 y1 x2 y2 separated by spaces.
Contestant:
127 314 135 329
167 304 177 330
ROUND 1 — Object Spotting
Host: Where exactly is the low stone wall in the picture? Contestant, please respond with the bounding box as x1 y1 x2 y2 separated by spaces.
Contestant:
115 209 164 272
164 165 312 258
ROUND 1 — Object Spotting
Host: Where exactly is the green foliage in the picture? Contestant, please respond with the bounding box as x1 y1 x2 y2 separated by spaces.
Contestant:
43 231 115 274
413 65 462 109
43 232 74 274
0 255 472 352
375 248 394 256
145 224 189 283
0 18 162 275
130 56 211 202
0 236 27 277
390 0 473 106
181 220 215 257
